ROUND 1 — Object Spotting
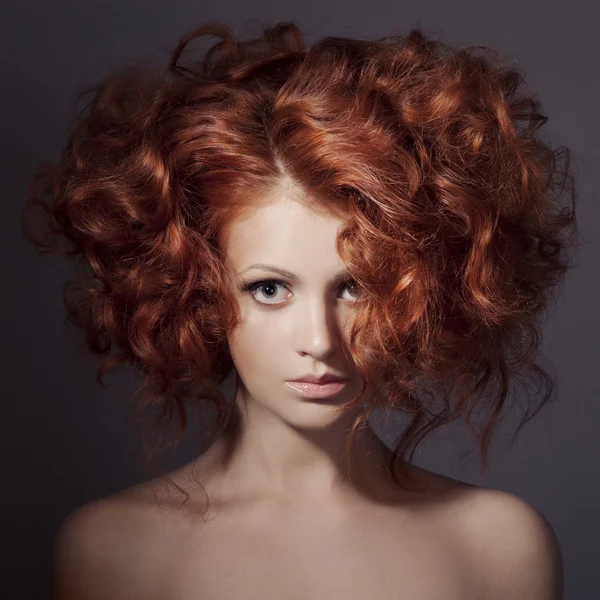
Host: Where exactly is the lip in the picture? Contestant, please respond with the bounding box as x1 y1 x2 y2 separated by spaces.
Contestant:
285 380 347 399
290 373 347 384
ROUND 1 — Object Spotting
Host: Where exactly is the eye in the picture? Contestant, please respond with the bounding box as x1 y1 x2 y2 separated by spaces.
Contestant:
239 278 360 306
340 279 360 301
240 279 291 305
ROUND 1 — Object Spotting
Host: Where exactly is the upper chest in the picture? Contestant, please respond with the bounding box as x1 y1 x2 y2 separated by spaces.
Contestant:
148 501 485 600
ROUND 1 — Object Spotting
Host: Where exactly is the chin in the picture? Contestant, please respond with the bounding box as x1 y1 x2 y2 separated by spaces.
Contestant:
276 395 359 429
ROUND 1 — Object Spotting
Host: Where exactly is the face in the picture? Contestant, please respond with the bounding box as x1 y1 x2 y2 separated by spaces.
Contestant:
222 189 365 429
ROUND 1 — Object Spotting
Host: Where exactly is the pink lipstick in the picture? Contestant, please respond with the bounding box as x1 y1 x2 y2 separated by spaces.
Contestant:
285 380 346 398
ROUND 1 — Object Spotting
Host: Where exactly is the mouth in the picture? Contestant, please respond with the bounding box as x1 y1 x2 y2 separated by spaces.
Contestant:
285 380 347 399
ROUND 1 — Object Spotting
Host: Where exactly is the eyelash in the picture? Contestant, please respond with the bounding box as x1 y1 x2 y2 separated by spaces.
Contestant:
239 278 359 307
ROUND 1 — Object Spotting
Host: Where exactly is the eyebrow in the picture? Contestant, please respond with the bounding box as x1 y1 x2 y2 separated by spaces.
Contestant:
241 263 350 282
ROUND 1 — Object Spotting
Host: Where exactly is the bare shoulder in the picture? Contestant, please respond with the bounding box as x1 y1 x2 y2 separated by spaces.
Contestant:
452 485 564 600
52 478 186 600
399 467 563 599
53 495 137 599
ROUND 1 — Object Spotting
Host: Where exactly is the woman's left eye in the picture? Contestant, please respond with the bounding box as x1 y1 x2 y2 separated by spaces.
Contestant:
239 279 359 306
342 279 359 300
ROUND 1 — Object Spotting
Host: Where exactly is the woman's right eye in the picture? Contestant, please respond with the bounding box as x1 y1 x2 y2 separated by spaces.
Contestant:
239 279 290 306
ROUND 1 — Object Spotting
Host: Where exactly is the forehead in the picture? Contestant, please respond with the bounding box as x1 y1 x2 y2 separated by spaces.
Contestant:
224 193 347 273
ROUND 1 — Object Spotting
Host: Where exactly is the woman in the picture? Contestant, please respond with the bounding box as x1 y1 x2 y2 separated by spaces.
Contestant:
22 20 578 599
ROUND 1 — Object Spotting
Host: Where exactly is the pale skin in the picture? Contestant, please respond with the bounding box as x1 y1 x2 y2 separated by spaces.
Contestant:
52 180 564 599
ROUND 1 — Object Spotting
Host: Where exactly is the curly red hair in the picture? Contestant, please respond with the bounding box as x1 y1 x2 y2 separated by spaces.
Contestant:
21 21 580 512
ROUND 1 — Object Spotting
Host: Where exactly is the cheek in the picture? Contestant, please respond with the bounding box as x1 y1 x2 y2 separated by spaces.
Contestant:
227 313 287 379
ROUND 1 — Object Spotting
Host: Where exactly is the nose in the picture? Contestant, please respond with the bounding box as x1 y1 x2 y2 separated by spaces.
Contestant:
294 297 340 360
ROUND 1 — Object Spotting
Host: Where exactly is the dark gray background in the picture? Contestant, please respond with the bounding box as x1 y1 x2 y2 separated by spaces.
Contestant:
4 1 598 598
